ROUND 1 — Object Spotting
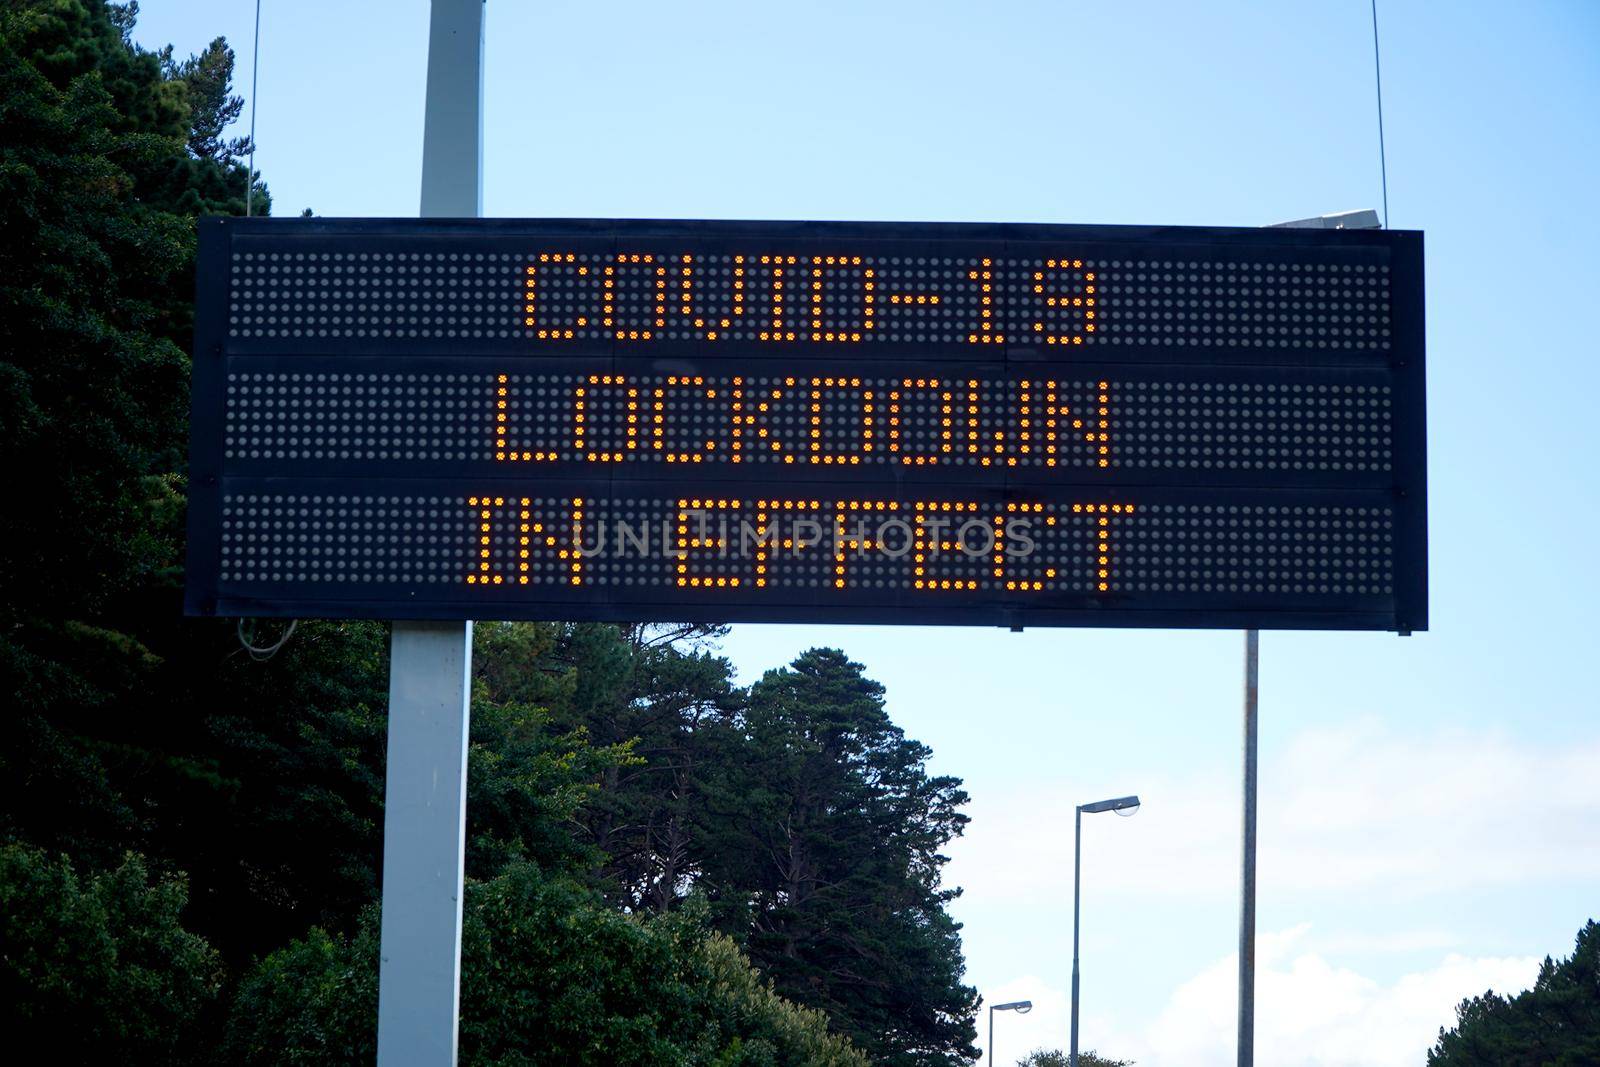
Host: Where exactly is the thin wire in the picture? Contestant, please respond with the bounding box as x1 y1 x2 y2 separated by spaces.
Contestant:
1370 0 1390 228
245 0 262 216
238 618 297 660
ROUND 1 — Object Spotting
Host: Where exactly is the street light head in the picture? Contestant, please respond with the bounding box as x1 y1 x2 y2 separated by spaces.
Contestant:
1070 796 1139 1067
993 999 1033 1013
1080 794 1141 815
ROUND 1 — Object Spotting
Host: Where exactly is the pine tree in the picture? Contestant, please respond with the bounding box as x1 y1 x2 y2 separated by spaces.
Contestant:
474 621 742 912
0 0 294 964
1429 919 1600 1066
168 36 249 164
697 648 981 1066
472 630 985 1062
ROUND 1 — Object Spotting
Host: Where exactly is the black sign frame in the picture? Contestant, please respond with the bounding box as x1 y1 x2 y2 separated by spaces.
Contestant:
185 217 1427 632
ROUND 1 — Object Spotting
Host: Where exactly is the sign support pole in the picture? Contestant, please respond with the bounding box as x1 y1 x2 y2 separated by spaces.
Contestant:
1238 628 1259 1067
376 3 483 1065
1239 209 1383 1066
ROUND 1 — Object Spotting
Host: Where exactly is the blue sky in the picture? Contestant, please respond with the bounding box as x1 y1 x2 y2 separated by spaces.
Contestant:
134 2 1600 1063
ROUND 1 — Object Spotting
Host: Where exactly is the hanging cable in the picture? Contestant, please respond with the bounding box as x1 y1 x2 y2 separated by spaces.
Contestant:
245 0 262 216
237 618 297 661
1370 0 1390 228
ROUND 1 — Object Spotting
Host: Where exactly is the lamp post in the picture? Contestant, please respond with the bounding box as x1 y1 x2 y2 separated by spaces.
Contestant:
1071 794 1140 1067
988 999 1033 1067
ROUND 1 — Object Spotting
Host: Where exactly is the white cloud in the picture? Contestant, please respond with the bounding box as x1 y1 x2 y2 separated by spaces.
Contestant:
953 720 1594 1065
948 718 1600 907
981 930 1539 1067
1311 929 1461 955
1140 925 1539 1067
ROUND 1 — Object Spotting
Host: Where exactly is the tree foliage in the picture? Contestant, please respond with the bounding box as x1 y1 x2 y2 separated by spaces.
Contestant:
0 0 259 630
0 844 223 1064
472 621 740 908
1 0 191 626
478 627 982 1064
166 35 250 164
1015 1051 1131 1067
700 648 979 1065
1428 919 1600 1067
0 0 344 974
224 863 869 1067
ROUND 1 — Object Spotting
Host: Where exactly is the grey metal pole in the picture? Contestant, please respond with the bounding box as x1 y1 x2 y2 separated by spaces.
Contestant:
1370 0 1390 229
1238 628 1259 1067
375 3 483 1065
1070 804 1082 1067
988 1004 994 1067
418 0 486 218
377 622 475 1066
1242 206 1380 1066
244 0 260 216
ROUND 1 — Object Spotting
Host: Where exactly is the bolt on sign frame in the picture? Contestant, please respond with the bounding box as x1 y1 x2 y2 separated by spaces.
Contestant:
185 217 1426 632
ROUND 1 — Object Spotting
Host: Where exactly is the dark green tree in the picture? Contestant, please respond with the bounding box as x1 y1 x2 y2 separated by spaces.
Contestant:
167 35 249 164
0 0 311 970
0 844 223 1064
472 630 984 1060
697 648 980 1066
151 27 264 221
0 0 260 636
144 620 391 962
223 863 870 1067
0 0 191 629
1428 919 1600 1066
9 0 187 141
474 621 741 911
466 626 638 880
1016 1051 1131 1067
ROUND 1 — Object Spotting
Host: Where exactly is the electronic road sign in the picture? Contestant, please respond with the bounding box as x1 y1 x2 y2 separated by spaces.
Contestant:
185 217 1426 631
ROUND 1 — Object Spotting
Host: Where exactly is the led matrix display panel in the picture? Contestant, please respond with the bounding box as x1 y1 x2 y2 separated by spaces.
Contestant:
186 217 1427 631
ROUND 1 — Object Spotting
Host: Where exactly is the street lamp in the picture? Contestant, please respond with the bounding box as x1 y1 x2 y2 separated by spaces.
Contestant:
1071 795 1140 1067
988 999 1033 1067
